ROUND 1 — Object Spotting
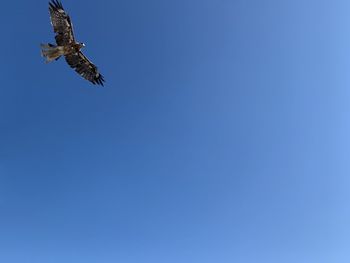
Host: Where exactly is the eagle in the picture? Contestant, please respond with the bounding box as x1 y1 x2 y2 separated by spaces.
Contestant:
41 0 105 86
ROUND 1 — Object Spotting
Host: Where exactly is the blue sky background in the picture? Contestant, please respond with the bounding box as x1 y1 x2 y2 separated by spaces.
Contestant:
1 0 350 262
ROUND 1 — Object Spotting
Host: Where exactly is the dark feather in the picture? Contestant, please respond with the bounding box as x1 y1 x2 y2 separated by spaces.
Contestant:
49 0 75 46
65 52 105 86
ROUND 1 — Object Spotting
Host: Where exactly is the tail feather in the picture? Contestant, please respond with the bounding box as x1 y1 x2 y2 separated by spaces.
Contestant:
40 43 64 62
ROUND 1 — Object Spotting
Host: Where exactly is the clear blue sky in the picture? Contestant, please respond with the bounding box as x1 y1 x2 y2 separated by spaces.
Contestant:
0 0 350 262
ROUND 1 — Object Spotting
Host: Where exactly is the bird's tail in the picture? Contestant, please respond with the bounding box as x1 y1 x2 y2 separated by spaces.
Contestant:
40 43 64 62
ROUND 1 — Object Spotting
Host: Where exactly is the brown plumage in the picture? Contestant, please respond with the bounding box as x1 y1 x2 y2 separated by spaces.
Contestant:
41 0 105 86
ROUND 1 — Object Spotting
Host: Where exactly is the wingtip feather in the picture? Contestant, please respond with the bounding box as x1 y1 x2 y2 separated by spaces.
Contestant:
49 0 64 10
95 74 105 86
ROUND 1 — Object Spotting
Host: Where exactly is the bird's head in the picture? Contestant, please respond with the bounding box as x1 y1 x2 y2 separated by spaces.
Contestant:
79 42 86 49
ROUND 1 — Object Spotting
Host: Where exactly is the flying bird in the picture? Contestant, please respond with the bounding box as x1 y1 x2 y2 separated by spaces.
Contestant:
41 0 105 86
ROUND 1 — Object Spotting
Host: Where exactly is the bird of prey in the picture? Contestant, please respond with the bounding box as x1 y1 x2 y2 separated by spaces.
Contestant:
41 0 105 86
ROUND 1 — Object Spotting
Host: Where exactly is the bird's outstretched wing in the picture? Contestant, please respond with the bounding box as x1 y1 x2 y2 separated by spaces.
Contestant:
65 52 105 86
49 0 75 45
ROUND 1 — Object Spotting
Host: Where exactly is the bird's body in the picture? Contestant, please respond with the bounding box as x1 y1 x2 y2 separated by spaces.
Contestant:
41 0 105 86
41 43 84 62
